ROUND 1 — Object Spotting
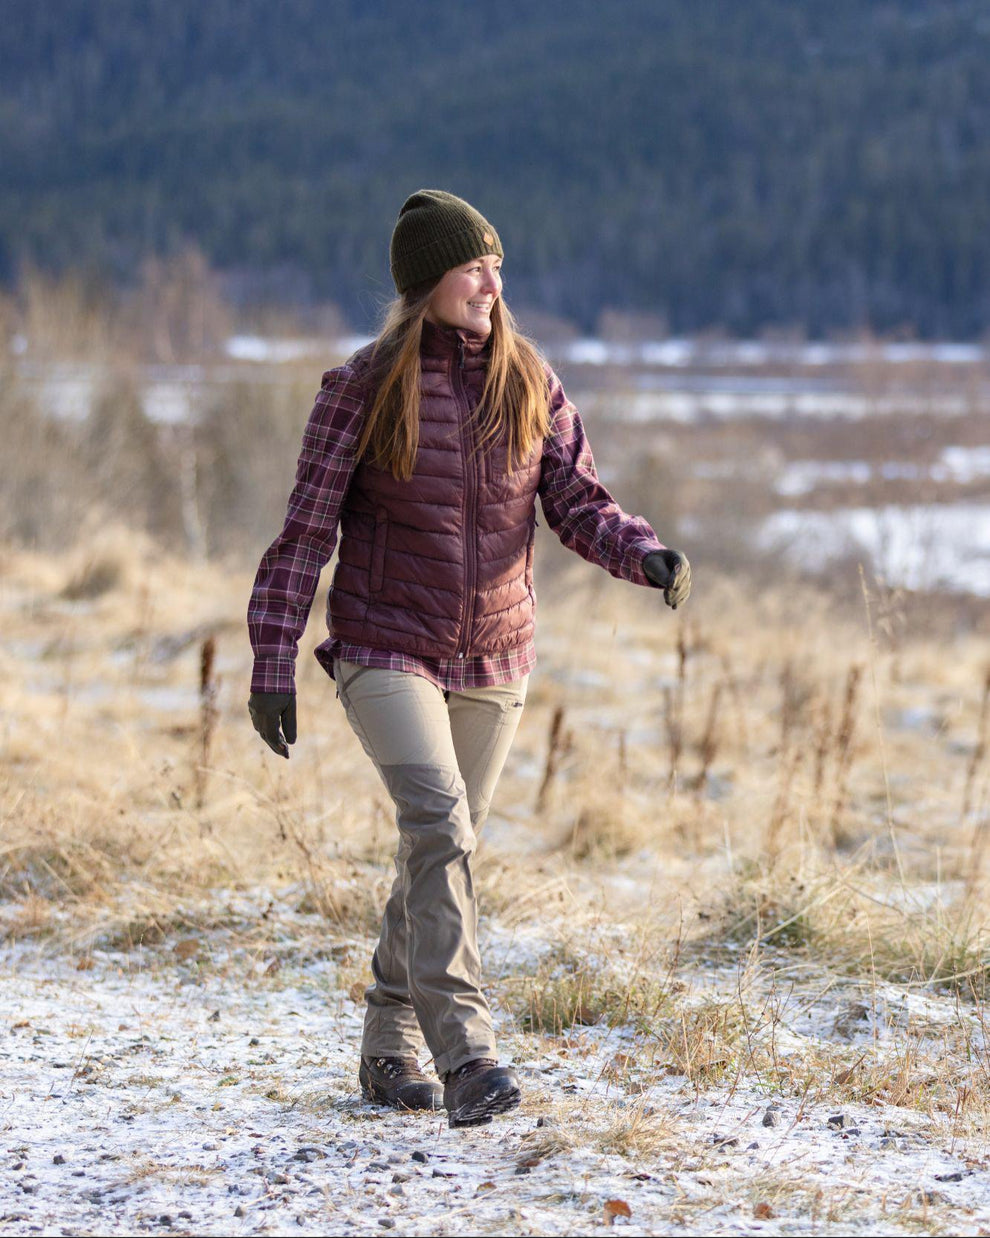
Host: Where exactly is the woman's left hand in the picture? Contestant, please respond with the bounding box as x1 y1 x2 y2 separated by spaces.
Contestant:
643 549 692 610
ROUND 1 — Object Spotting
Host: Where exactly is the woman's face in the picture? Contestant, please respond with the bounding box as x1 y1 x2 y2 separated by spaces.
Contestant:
425 254 503 337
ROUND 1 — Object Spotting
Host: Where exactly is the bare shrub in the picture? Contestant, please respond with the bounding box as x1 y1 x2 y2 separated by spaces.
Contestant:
194 374 315 556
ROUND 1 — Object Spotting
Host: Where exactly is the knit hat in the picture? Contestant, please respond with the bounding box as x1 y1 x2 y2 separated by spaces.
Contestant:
390 189 503 294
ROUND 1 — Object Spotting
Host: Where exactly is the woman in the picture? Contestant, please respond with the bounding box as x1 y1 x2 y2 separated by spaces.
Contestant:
247 189 691 1128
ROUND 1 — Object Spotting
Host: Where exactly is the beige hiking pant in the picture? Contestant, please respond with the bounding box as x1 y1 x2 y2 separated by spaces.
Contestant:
334 659 528 1079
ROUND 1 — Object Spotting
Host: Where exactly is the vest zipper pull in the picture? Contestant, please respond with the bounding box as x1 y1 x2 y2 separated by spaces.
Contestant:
458 339 465 369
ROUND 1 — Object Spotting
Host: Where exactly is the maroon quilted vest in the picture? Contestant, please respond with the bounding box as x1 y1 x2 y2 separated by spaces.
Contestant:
325 320 542 659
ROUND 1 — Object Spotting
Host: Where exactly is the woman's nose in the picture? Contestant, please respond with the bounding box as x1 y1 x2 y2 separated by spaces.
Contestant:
481 269 501 295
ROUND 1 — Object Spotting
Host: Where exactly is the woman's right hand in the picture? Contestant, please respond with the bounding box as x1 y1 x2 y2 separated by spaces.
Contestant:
248 693 297 758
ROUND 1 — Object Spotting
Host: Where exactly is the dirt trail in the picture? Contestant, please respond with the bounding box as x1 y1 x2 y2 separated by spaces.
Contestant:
3 911 989 1238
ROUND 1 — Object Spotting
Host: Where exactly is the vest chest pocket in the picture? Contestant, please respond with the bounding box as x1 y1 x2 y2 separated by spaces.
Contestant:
370 508 388 594
483 439 510 491
484 437 541 494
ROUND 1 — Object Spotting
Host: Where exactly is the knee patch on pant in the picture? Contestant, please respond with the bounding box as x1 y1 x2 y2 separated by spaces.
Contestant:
378 763 477 855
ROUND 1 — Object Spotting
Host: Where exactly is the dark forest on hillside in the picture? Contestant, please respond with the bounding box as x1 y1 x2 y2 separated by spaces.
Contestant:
3 0 989 336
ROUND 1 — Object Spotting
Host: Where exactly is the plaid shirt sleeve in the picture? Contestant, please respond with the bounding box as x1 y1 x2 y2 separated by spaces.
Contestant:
248 363 367 694
538 366 665 585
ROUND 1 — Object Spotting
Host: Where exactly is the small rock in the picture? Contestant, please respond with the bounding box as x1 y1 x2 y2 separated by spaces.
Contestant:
207 1010 221 1022
762 1106 782 1128
272 1173 290 1185
712 1135 739 1148
826 1113 849 1129
158 1217 172 1227
234 1205 245 1218
388 1184 404 1196
249 1037 260 1046
293 1147 323 1162
411 1150 429 1164
536 1115 557 1128
52 1153 66 1165
514 1166 531 1175
747 1141 760 1150
391 1172 410 1183
935 1171 965 1182
367 1160 390 1171
378 1222 396 1231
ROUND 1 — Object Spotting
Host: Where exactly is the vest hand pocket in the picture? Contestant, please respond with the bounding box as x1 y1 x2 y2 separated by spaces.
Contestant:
370 508 388 594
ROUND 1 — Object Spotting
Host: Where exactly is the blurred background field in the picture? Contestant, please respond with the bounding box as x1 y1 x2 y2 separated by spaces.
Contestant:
2 261 989 984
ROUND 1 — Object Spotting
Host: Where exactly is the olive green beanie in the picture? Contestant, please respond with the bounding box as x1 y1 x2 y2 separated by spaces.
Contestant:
390 189 503 294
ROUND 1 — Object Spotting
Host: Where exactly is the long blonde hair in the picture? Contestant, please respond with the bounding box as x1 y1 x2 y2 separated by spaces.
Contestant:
357 282 551 482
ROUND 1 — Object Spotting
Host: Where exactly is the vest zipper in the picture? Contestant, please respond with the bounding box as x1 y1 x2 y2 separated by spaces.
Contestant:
453 338 477 659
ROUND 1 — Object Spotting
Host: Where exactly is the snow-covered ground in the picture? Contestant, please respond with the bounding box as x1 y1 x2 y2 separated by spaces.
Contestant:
4 896 990 1237
757 501 990 596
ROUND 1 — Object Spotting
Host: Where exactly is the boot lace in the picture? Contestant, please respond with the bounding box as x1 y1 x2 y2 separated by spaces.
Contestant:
370 1056 424 1080
452 1057 497 1079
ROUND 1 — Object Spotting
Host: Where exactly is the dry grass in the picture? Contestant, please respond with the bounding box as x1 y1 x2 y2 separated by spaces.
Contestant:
4 532 989 961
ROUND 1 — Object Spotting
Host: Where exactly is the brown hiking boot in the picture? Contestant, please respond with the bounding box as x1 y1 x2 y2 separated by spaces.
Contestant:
359 1056 442 1111
443 1058 521 1128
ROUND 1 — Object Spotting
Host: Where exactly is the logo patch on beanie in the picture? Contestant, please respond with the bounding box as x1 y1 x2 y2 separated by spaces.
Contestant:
483 232 493 244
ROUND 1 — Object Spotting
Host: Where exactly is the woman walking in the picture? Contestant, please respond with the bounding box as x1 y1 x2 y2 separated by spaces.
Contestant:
247 189 690 1127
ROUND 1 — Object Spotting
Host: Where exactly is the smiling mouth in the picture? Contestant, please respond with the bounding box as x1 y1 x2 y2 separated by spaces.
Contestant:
467 302 491 310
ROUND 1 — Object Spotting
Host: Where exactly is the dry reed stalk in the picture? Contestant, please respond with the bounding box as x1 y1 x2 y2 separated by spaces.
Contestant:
694 681 723 796
812 697 833 796
875 583 907 684
963 806 990 901
195 635 219 810
174 423 206 559
536 704 568 814
720 652 748 754
779 660 799 751
828 663 863 841
664 627 689 788
961 666 990 820
859 567 905 883
767 747 803 861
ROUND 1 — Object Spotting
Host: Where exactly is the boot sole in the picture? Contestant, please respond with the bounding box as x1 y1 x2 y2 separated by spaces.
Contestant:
448 1083 522 1128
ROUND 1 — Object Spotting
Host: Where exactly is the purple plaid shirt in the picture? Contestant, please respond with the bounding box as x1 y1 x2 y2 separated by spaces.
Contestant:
248 347 664 695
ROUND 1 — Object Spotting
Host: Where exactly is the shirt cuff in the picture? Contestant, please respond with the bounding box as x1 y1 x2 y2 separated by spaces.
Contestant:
626 538 667 586
250 658 297 695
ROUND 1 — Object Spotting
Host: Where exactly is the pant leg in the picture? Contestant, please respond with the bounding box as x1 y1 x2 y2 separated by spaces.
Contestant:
447 676 529 832
335 661 497 1078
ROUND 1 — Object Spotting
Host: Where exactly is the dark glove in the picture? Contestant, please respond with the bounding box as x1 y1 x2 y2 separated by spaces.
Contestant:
248 692 297 758
643 549 692 610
